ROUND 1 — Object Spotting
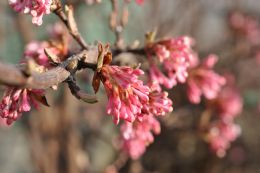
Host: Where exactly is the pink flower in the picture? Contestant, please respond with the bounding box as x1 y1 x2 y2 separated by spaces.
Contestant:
209 80 243 121
24 41 51 67
135 0 144 5
258 101 260 113
0 88 45 125
85 0 101 5
186 55 226 104
208 121 241 158
229 11 260 45
145 91 173 116
147 36 196 90
255 51 260 65
120 115 160 159
148 63 176 91
100 65 150 124
24 38 68 67
100 65 173 124
125 0 144 5
9 0 52 26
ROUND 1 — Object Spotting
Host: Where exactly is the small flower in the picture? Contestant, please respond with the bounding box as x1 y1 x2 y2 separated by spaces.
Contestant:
135 0 145 5
95 43 173 126
147 36 197 90
24 41 51 67
125 0 145 5
229 11 260 45
0 88 46 125
207 120 241 158
146 90 173 116
120 115 160 159
148 63 176 91
208 76 243 121
24 30 68 67
186 55 226 104
100 65 150 124
85 0 101 5
9 0 52 26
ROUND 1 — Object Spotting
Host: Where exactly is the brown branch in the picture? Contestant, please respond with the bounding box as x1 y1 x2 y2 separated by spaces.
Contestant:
112 47 145 57
110 0 129 48
53 2 88 50
0 50 98 89
67 76 98 103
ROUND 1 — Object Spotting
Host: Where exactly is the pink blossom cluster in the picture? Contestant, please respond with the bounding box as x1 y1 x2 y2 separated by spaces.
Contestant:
210 81 243 121
230 12 260 65
9 0 52 26
101 65 173 124
0 88 45 125
229 11 260 45
0 40 51 126
24 41 52 67
120 115 160 159
207 121 241 158
100 64 173 159
148 36 196 91
255 51 260 65
186 55 226 104
85 0 101 5
24 24 68 67
0 24 68 126
135 0 144 5
101 65 150 124
125 0 145 5
206 76 243 157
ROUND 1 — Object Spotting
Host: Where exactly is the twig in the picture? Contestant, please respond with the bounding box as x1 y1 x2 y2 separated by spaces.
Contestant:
67 76 98 103
0 50 97 89
110 0 129 48
53 1 88 50
112 47 145 56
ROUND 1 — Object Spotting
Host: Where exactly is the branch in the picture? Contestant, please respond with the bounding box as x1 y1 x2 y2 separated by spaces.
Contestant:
110 0 129 48
67 76 98 103
112 47 145 57
53 3 88 50
0 50 98 89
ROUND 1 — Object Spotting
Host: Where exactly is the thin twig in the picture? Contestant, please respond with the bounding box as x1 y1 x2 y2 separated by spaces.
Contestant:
53 2 88 50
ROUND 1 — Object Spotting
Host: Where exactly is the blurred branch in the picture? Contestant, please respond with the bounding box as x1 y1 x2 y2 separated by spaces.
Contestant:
110 0 129 48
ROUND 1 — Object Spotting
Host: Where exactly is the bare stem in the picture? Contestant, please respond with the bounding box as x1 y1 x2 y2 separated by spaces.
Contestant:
54 3 88 50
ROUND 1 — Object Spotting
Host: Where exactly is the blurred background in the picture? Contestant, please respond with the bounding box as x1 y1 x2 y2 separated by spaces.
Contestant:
0 0 260 173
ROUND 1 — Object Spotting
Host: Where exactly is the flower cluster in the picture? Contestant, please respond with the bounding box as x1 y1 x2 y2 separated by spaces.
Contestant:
101 65 150 124
207 121 241 158
125 0 145 5
85 0 101 5
230 11 260 66
186 55 226 104
120 115 160 159
92 43 173 158
0 88 46 125
100 64 173 123
147 36 196 91
9 0 52 26
98 63 173 158
24 23 68 67
208 80 243 121
24 41 53 67
229 11 260 45
135 0 145 5
206 75 243 157
118 90 172 159
0 23 68 125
